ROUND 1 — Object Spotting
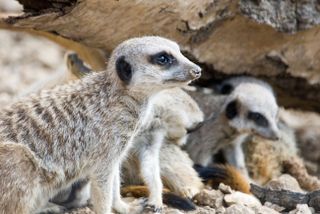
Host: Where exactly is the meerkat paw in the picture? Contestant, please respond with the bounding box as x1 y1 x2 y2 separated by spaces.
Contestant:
113 198 145 214
144 204 162 213
38 202 67 214
144 199 163 213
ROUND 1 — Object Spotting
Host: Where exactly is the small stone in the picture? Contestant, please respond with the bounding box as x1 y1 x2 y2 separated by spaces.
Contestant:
219 183 233 194
225 204 255 214
266 174 304 192
194 189 224 208
252 205 281 214
224 191 261 208
264 202 286 212
289 204 313 214
216 207 226 214
165 210 184 214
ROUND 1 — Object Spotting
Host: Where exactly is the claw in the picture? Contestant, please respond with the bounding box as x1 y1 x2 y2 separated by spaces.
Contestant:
144 204 162 213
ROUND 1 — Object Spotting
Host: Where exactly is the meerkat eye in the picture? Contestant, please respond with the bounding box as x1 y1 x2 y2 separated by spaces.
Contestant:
247 111 269 127
220 84 234 95
150 51 176 66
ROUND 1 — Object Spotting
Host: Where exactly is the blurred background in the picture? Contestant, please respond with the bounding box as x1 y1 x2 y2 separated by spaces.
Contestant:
0 0 66 106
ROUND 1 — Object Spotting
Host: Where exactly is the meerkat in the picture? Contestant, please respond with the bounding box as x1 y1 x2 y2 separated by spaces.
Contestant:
0 36 201 214
214 77 297 182
46 53 205 212
120 87 204 209
50 88 205 213
185 78 281 180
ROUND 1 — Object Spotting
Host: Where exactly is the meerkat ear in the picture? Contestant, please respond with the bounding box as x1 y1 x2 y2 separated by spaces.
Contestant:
116 56 133 84
220 84 234 95
225 99 239 119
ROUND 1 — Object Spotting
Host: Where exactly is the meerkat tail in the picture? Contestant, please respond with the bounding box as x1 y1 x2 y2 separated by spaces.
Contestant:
162 192 196 211
66 52 92 78
121 185 196 211
194 164 251 194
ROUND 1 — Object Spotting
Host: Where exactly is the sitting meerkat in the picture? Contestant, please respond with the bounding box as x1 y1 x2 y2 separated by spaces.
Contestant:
213 77 297 183
0 36 201 214
185 78 281 179
120 87 204 210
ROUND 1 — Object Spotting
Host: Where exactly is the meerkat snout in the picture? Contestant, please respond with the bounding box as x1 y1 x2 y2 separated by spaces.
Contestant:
189 67 202 79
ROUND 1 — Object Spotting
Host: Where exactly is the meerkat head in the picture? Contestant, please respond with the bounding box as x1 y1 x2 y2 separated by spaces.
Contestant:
223 82 280 141
217 76 274 95
107 36 201 93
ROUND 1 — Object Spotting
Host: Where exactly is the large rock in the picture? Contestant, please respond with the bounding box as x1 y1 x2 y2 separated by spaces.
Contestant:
2 0 320 111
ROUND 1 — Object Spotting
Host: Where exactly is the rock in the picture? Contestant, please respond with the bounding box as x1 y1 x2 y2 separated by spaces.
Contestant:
252 205 281 214
266 174 304 192
224 191 261 208
65 207 94 214
216 207 226 214
239 0 320 33
225 204 255 214
194 189 224 209
264 202 286 212
218 183 233 194
289 204 313 214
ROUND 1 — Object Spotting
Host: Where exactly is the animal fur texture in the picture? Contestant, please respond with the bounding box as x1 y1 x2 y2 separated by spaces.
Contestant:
47 53 204 212
185 77 283 179
50 87 205 212
0 36 201 214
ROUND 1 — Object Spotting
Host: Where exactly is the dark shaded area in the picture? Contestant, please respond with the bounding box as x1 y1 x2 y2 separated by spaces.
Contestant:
16 0 76 13
192 63 320 113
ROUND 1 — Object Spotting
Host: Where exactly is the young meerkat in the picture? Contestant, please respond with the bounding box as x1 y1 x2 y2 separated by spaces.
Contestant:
0 36 201 214
120 87 204 210
185 78 281 179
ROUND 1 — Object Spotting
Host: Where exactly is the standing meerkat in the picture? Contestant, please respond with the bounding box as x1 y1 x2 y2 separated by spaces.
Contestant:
46 54 204 212
0 36 201 214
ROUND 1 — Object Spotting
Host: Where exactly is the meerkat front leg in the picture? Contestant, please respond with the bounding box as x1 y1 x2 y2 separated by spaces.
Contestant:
112 165 144 214
138 130 166 213
90 167 116 214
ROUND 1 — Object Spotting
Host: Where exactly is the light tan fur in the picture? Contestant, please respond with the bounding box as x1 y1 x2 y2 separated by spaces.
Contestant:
243 121 297 184
279 109 320 176
0 36 201 214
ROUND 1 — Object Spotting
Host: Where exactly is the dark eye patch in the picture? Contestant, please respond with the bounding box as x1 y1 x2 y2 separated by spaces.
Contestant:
225 100 238 120
220 83 234 95
247 111 269 127
116 56 133 84
149 51 177 67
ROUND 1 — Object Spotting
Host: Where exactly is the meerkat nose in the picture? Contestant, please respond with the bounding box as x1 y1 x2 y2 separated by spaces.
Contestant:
190 67 202 78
